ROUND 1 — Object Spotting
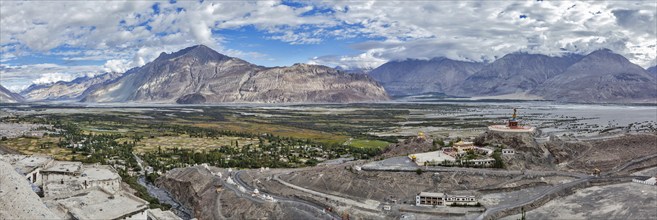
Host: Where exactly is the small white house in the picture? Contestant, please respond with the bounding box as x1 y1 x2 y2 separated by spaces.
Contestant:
633 176 657 186
502 149 515 155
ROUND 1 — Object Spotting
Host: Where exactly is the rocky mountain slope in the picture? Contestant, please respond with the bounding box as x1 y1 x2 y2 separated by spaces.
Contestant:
369 58 483 96
82 45 388 104
531 49 657 103
157 165 334 220
0 160 59 219
456 53 582 97
20 72 121 101
0 85 24 103
647 66 657 78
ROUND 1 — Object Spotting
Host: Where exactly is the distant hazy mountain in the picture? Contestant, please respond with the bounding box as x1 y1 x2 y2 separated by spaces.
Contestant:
0 85 24 103
82 45 388 104
334 66 373 75
20 72 122 101
647 66 657 78
531 49 657 103
369 58 483 96
456 53 583 97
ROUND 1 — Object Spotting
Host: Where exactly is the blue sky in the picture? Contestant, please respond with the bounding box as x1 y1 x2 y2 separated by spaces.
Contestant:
1 0 656 92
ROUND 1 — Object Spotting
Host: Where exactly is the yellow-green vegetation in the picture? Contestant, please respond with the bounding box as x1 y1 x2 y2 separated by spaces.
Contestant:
120 135 260 153
348 139 390 149
1 137 81 160
191 121 349 145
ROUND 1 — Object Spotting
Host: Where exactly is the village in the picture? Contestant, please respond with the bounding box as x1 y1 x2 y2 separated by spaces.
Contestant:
1 106 656 220
0 153 181 220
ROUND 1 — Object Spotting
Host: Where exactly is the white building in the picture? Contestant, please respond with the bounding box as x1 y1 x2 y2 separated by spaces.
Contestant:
147 208 182 220
41 161 121 197
0 154 53 186
416 192 444 206
502 149 515 155
633 176 657 186
444 194 478 206
410 151 456 166
416 192 478 207
45 188 149 220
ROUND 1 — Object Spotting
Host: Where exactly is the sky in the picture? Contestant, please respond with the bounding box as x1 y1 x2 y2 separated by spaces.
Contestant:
1 0 656 92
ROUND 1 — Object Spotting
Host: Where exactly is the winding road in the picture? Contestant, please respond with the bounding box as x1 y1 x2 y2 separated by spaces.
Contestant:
232 170 341 220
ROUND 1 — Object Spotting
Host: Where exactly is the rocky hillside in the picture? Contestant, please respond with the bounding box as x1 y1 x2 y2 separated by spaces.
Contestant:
0 160 59 219
369 58 483 96
82 45 389 104
532 49 657 103
545 134 657 173
157 165 335 220
20 72 121 101
457 53 582 96
647 66 657 78
0 85 23 103
369 49 656 103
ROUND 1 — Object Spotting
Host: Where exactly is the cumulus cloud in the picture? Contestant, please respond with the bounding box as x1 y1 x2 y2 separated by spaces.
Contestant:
32 72 77 85
0 0 656 84
308 49 387 69
0 63 104 92
308 0 657 68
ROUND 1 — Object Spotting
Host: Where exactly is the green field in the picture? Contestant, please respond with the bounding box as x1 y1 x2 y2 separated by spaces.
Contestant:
347 139 390 149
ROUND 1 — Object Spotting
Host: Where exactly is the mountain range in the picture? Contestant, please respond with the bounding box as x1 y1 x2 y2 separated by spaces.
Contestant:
0 85 24 103
81 45 388 104
369 57 484 96
371 49 657 103
20 72 122 101
4 45 656 104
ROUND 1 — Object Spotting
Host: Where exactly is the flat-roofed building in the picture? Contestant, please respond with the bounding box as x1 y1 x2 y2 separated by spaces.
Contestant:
415 192 444 206
0 154 54 186
410 151 456 166
633 176 657 186
42 161 121 197
444 194 477 206
147 208 182 220
46 188 149 220
415 192 478 207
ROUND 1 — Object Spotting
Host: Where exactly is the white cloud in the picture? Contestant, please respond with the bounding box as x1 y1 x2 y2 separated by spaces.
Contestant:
308 0 657 68
0 63 104 92
103 59 131 73
308 49 387 69
1 0 655 86
32 72 77 85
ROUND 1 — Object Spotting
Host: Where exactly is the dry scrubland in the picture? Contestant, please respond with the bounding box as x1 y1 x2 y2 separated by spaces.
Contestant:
503 182 657 220
547 133 657 172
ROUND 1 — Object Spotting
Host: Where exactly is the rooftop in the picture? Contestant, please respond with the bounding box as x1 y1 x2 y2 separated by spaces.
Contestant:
47 188 148 220
634 176 652 181
80 165 120 181
148 208 182 220
410 150 456 165
418 192 444 197
42 161 82 174
453 141 474 147
488 125 536 133
0 154 53 174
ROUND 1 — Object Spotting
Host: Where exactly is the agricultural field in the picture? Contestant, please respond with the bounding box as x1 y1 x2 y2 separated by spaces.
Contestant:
0 136 82 160
123 135 260 153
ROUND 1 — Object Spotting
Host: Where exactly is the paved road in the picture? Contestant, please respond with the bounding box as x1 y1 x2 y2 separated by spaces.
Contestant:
271 172 381 211
233 170 341 220
362 157 589 178
475 176 635 220
604 153 657 176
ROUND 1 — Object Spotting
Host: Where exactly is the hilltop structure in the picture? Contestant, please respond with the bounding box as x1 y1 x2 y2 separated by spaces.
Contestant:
488 108 535 133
